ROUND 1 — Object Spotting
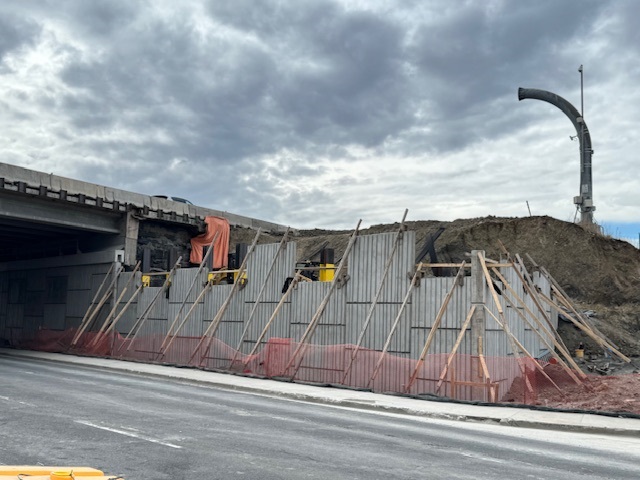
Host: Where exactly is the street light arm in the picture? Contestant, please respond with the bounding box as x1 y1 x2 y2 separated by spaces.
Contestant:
518 88 591 149
517 87 594 224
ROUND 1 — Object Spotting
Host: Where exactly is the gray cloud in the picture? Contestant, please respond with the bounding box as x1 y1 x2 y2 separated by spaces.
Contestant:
0 13 40 66
0 0 638 229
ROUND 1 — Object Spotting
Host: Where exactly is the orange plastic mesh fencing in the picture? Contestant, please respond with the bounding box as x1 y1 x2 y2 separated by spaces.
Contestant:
20 328 124 357
21 328 549 404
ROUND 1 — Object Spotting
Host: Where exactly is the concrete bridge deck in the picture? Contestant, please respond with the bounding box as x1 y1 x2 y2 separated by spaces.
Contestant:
0 162 288 265
0 162 288 233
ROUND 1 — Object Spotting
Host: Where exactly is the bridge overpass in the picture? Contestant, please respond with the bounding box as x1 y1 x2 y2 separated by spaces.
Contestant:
0 161 287 344
0 162 287 266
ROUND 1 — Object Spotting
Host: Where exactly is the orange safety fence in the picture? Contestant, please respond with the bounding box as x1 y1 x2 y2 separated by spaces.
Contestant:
19 327 552 405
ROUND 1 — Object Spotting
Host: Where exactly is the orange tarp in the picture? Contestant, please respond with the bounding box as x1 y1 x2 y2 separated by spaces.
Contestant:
190 216 230 268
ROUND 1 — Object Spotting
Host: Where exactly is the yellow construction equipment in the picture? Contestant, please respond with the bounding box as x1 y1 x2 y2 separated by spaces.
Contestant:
0 466 121 479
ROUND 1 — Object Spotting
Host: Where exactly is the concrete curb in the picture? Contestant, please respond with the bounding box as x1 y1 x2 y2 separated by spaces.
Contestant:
3 348 640 438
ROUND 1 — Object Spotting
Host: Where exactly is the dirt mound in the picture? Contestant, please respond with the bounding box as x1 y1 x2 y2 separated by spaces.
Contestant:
230 215 640 357
535 364 640 415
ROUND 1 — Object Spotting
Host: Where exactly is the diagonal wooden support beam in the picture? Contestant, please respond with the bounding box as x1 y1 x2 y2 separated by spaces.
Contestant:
122 256 182 352
285 220 362 379
159 231 220 353
404 262 467 393
490 266 585 384
482 305 562 394
229 227 291 368
89 261 141 348
241 270 304 369
509 256 567 348
102 282 143 339
478 252 537 397
435 304 476 394
366 262 424 389
159 281 213 358
191 229 262 365
341 209 408 384
71 263 122 348
539 288 631 363
70 262 115 347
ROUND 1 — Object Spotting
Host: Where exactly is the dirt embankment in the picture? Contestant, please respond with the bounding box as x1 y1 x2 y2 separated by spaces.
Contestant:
231 215 640 357
230 215 640 414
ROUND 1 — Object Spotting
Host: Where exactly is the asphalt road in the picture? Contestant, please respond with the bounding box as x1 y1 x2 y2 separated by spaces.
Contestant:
1 356 639 480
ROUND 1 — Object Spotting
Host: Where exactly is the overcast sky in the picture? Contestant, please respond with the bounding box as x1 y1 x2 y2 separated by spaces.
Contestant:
1 1 639 237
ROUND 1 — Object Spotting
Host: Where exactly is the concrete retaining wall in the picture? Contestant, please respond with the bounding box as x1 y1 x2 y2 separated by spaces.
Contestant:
1 230 555 356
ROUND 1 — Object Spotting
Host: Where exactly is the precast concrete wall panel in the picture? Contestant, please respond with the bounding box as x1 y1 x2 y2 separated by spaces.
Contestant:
313 324 346 345
168 269 208 304
24 290 44 317
66 290 92 318
205 284 249 347
483 281 509 359
409 277 471 330
318 286 347 327
345 231 415 304
27 271 46 292
442 279 471 330
67 264 111 291
533 270 557 332
523 330 542 356
410 277 473 357
20 315 40 338
410 327 465 360
0 274 7 314
112 273 140 334
412 277 451 329
5 272 27 339
197 284 247 366
241 303 291 345
289 282 328 328
245 242 296 303
57 264 113 330
0 275 6 338
136 287 167 336
5 304 24 327
204 284 234 320
501 266 552 357
0 232 567 404
485 330 511 358
288 277 346 342
500 267 535 354
346 303 410 353
215 321 244 351
222 287 250 334
43 304 66 330
166 302 205 337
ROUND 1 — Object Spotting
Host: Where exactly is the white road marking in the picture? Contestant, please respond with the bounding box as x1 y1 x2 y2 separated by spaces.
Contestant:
0 395 36 407
74 420 182 449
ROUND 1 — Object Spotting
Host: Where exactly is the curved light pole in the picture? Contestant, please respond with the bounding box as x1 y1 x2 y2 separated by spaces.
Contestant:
518 87 595 225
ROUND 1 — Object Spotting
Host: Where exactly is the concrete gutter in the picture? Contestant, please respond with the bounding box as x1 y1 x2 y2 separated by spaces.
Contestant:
3 348 639 437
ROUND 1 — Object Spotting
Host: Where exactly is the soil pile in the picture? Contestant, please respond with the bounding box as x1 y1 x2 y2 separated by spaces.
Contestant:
535 364 640 415
230 215 640 357
229 215 640 412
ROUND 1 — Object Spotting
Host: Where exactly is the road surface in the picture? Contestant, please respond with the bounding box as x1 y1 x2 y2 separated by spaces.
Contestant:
1 355 639 479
